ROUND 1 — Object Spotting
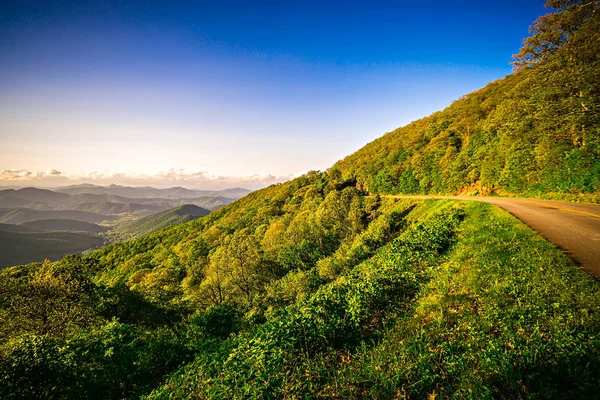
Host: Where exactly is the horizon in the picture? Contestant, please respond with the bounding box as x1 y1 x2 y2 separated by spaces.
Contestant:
1 1 547 189
0 181 253 191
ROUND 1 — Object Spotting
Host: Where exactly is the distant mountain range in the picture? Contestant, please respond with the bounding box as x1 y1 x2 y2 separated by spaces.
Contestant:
0 184 251 268
54 184 251 200
0 185 249 216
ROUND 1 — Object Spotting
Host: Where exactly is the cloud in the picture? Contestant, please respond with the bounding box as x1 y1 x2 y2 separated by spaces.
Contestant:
0 169 63 180
46 169 62 176
0 168 295 190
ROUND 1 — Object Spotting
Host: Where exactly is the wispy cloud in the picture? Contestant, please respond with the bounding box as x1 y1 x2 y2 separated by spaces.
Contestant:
0 168 63 180
0 168 294 190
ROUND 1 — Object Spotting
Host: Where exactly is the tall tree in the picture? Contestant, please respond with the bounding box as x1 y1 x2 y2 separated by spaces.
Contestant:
512 0 599 70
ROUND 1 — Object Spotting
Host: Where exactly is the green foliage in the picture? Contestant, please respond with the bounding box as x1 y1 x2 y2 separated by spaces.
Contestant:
512 0 599 70
0 322 191 399
2 6 600 398
143 201 600 399
330 202 600 398
334 8 600 199
145 201 464 399
0 256 100 339
1 170 378 398
187 303 244 341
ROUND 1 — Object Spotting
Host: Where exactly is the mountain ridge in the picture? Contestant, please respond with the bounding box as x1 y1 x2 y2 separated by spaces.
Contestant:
333 11 599 200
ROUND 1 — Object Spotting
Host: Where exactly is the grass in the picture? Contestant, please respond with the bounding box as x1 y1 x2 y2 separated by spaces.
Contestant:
332 201 600 398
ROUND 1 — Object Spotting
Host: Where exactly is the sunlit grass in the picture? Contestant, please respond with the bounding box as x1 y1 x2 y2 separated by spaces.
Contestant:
333 201 600 398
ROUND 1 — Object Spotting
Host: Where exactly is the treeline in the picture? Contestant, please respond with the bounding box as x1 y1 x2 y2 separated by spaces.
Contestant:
334 1 599 199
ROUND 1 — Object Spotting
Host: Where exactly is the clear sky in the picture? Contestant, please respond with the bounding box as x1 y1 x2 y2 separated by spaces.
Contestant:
0 0 547 189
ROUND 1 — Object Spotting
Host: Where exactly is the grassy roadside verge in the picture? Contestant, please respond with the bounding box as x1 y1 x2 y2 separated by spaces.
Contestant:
333 201 600 398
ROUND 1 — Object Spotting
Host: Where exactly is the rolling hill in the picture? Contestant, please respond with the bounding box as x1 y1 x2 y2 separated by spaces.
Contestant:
20 219 109 233
0 223 38 233
0 195 44 209
62 193 234 212
0 187 240 214
110 204 211 240
60 201 166 216
1 2 599 399
0 187 70 205
0 185 244 267
0 230 104 268
0 208 117 224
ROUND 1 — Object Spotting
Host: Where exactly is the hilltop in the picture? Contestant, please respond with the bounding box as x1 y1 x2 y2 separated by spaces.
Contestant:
20 219 110 233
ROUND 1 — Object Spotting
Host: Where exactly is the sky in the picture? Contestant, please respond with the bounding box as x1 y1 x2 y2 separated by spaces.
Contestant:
0 0 548 189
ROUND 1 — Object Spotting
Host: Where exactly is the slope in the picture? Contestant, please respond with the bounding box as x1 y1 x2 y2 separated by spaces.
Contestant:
60 201 166 216
0 230 104 268
0 208 117 224
0 223 38 233
20 219 109 233
109 204 210 240
333 9 599 200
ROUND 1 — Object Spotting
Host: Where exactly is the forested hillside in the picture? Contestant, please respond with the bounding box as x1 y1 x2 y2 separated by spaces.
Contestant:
334 0 599 200
1 1 599 399
108 204 211 240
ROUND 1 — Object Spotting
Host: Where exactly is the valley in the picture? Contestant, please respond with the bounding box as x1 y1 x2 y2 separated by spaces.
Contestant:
0 185 249 268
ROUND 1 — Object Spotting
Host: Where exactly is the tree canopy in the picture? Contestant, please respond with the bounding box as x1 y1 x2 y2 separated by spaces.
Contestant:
512 0 599 70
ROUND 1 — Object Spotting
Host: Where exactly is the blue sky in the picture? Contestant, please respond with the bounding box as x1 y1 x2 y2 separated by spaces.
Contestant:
0 0 547 188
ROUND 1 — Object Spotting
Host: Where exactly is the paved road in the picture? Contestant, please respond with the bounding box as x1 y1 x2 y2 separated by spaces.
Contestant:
389 196 600 278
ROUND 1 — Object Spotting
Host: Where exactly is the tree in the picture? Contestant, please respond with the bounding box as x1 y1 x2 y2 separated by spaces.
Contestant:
512 0 599 70
1 256 98 338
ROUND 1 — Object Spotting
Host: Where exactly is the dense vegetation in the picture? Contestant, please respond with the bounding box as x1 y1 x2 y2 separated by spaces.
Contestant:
1 1 599 398
2 173 600 398
334 1 599 201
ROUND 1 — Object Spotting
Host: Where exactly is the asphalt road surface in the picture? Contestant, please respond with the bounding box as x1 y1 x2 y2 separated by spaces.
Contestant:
390 196 600 278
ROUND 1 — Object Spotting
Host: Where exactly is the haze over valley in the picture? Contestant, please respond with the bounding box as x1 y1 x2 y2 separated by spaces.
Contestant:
0 184 249 267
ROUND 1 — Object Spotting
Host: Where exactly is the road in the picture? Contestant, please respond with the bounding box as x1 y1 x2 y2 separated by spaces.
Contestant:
388 196 600 278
